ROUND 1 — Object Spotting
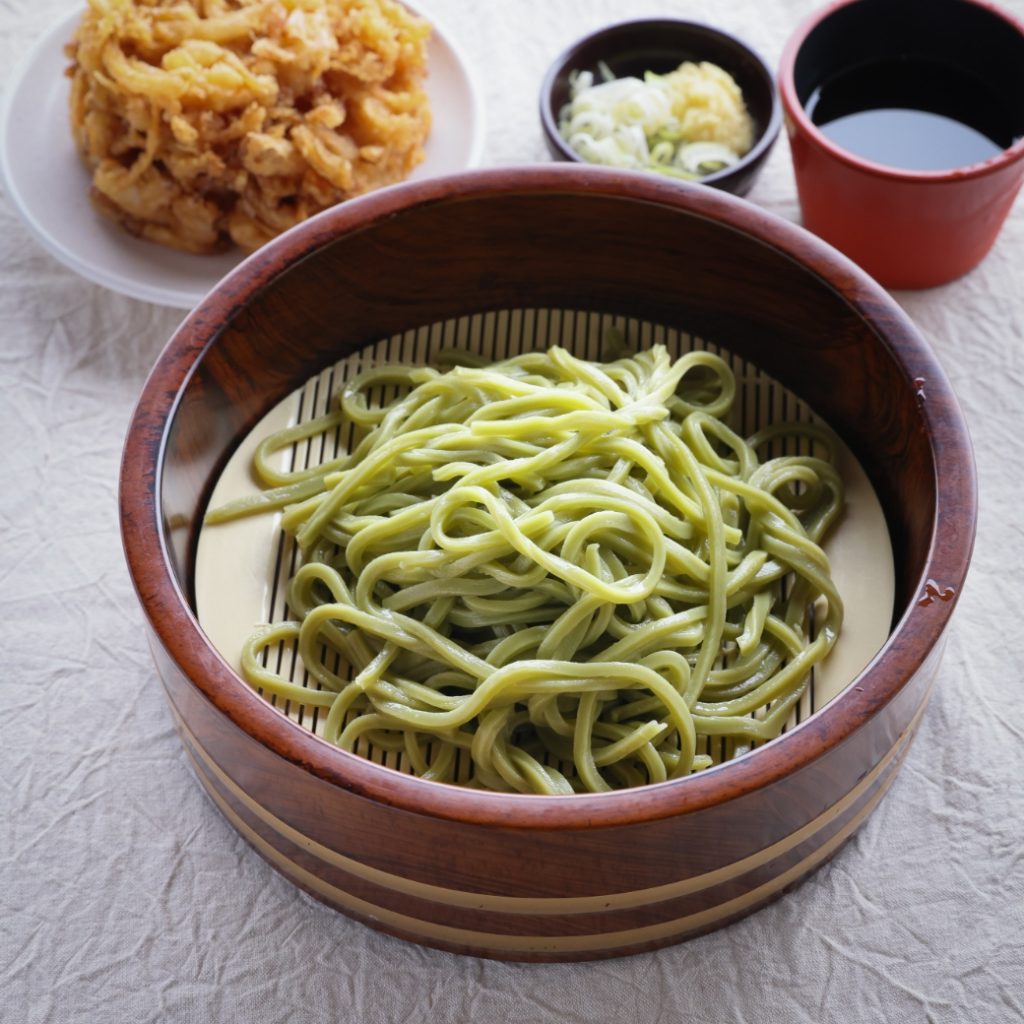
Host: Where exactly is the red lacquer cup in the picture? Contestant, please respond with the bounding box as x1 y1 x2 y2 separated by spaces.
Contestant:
779 0 1024 289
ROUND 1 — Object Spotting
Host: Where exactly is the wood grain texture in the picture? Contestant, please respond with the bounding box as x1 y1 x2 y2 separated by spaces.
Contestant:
119 166 977 959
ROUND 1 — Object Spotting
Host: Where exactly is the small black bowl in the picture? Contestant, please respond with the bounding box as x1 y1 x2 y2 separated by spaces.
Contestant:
539 19 781 196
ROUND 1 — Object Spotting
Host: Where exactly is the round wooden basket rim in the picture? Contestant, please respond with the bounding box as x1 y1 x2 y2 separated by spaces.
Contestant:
120 165 977 830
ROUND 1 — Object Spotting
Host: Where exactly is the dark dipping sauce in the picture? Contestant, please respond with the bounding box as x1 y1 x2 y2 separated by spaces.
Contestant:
805 57 1018 171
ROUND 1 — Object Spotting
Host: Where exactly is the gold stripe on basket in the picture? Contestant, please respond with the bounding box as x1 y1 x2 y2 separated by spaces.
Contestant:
167 663 934 918
181 724 915 956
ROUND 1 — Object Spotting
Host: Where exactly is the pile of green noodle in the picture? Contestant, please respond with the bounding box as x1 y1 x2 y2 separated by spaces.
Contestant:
206 343 844 794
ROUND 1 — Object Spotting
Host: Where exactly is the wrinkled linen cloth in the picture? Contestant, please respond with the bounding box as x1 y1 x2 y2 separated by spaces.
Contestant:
2 0 1022 1021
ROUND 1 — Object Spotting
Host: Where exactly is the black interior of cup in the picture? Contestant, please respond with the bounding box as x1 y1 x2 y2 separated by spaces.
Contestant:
793 0 1024 142
539 20 780 195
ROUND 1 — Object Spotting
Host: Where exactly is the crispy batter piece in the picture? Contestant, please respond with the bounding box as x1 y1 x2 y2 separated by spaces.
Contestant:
66 0 431 253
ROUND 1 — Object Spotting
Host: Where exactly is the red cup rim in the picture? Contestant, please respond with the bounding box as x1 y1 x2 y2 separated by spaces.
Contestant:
778 0 1024 183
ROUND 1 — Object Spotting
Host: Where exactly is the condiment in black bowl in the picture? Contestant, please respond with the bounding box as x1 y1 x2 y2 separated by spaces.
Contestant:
539 19 781 197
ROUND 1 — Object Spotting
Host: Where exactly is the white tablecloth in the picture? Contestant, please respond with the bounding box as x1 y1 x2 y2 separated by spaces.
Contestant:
3 0 1023 1020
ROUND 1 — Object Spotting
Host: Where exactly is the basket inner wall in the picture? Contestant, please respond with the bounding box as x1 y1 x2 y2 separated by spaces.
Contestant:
160 191 934 651
192 307 894 781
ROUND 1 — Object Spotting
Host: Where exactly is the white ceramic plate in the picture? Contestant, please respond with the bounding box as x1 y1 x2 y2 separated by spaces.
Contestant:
0 4 485 309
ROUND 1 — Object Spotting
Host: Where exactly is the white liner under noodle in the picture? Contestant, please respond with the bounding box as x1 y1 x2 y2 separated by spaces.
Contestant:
195 308 895 785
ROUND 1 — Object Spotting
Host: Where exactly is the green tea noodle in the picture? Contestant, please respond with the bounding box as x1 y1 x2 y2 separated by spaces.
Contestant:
206 344 843 794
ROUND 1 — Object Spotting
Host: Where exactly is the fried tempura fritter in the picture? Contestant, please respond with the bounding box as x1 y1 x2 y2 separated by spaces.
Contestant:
67 0 431 253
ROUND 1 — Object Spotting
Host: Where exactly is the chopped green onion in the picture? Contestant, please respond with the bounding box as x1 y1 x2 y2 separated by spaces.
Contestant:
557 60 752 180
